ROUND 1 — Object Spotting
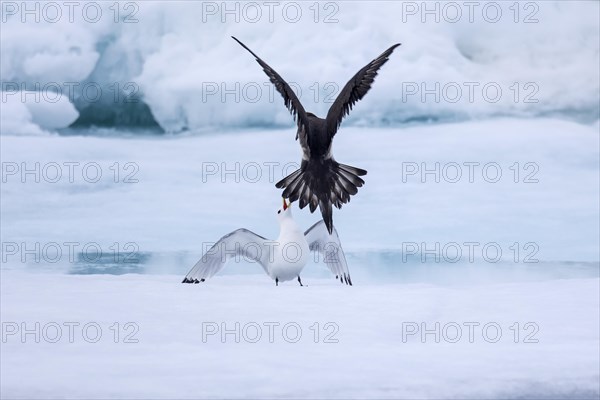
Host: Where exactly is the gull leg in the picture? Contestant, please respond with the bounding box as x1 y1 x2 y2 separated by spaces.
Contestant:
297 276 304 287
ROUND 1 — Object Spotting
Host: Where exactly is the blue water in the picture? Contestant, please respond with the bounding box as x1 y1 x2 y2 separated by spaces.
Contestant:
48 249 600 287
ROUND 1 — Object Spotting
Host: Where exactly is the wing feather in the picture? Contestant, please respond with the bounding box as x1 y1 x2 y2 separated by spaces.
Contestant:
304 220 352 285
182 228 271 283
326 43 401 138
232 37 310 137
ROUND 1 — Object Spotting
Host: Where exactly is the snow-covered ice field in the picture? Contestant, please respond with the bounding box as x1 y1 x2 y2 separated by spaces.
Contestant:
2 0 599 398
1 119 598 262
1 119 599 398
1 273 599 399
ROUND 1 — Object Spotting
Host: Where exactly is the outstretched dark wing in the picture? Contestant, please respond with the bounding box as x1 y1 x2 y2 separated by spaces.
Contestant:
232 36 310 136
326 43 401 138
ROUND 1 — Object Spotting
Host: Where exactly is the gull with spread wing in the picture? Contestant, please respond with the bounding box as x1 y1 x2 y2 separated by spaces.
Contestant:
232 37 400 234
182 199 352 286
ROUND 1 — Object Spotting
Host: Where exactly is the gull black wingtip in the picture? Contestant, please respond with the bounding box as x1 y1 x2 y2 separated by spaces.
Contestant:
182 277 204 284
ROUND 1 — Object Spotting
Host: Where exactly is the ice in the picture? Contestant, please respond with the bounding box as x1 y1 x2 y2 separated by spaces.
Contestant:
1 94 598 400
1 1 599 397
1 1 599 132
1 118 598 265
0 91 79 135
1 272 598 399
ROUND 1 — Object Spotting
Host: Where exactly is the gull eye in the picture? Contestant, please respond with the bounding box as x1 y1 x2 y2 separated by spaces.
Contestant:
277 210 281 214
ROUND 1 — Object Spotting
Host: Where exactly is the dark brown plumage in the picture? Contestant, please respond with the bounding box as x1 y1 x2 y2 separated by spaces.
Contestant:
233 37 400 234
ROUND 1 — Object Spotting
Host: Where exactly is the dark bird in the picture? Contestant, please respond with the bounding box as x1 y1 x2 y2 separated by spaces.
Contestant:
232 37 400 234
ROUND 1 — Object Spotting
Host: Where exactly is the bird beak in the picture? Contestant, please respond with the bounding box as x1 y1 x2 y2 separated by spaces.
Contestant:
282 198 289 211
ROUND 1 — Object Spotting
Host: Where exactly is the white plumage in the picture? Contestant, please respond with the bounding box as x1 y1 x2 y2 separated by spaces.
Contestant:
182 199 352 286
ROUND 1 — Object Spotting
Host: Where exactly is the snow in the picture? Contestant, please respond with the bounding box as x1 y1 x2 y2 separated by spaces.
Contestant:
1 272 598 399
1 119 598 264
1 1 599 397
1 1 598 132
0 91 79 135
1 117 598 397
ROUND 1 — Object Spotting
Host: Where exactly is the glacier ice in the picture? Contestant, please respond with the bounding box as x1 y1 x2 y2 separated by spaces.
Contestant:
1 1 598 134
